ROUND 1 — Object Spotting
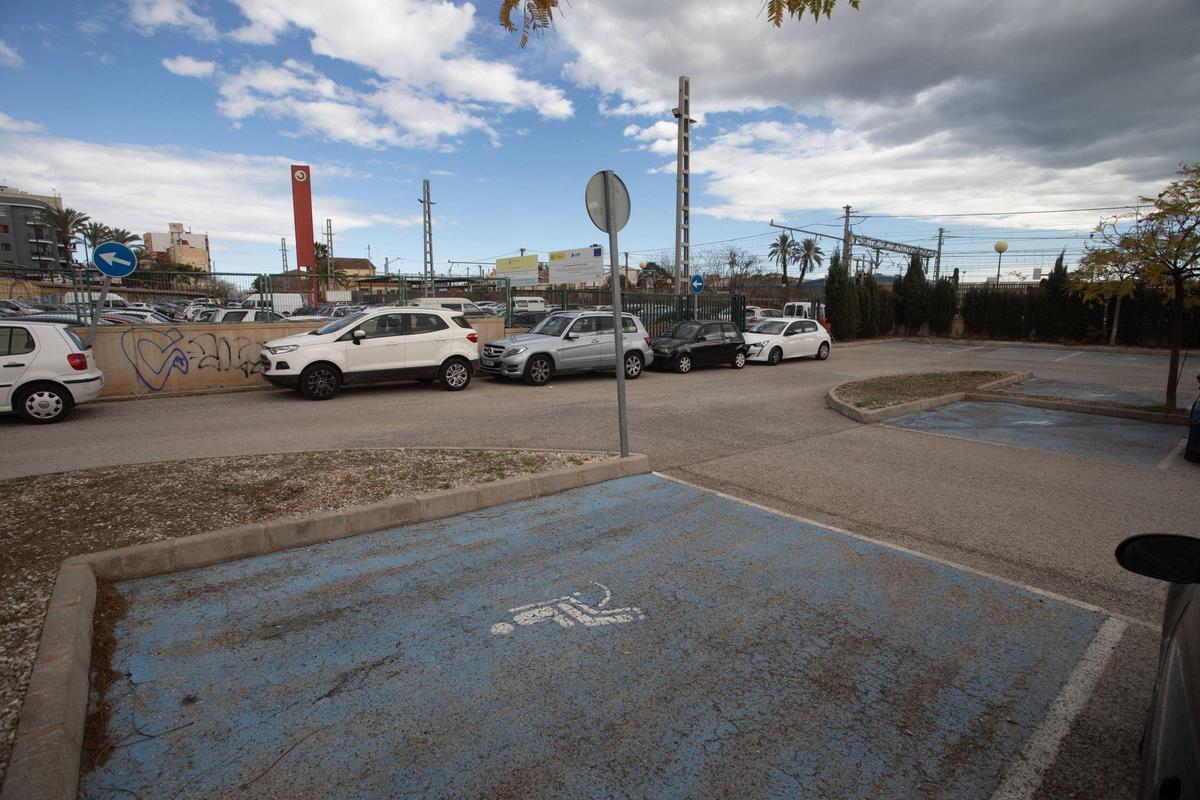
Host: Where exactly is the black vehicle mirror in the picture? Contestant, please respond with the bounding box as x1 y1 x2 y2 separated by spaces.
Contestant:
565 331 579 340
352 329 366 344
1116 534 1200 583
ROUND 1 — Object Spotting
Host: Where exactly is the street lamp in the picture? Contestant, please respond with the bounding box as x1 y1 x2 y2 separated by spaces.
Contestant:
993 240 1008 284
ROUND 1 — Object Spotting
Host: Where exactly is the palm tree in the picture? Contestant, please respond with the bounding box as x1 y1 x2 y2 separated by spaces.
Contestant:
768 232 801 293
796 238 825 291
80 221 110 264
42 207 90 267
106 228 141 245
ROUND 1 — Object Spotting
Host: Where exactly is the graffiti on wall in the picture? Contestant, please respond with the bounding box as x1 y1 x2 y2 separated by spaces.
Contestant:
120 328 263 392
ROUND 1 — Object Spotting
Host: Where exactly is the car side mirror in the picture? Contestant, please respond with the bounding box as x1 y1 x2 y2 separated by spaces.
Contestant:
352 329 366 345
565 332 579 340
1116 534 1200 583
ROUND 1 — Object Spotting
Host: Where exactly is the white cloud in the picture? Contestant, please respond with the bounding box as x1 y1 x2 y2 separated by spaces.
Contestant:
685 122 1165 229
162 54 216 78
129 0 219 40
567 0 1199 222
0 39 23 68
149 0 573 149
0 113 43 133
0 132 421 248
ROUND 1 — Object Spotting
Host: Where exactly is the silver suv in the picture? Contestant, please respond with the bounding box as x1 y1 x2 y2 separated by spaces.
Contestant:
481 311 654 386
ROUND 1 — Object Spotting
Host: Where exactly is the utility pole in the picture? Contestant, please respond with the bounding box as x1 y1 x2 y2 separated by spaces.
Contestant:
279 238 288 271
419 179 435 297
367 244 372 265
842 205 853 273
324 218 334 295
934 227 945 280
673 75 695 295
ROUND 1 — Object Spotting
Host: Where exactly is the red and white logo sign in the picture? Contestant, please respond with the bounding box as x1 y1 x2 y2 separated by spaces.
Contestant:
293 169 308 182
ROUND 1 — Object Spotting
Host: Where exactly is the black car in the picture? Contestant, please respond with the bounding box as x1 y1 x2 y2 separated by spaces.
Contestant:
1187 373 1199 463
510 310 550 327
649 320 748 373
1116 534 1200 799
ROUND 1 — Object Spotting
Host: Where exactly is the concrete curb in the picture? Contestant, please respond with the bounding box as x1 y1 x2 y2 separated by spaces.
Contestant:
0 454 650 800
825 371 1030 424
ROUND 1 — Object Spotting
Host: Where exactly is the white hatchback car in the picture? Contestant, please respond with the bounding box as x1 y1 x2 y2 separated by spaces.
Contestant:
260 307 480 400
1 321 104 423
744 317 831 365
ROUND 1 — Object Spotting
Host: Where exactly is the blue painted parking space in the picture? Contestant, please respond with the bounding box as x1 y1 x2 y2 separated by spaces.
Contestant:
86 475 1108 799
1002 377 1160 407
886 401 1183 466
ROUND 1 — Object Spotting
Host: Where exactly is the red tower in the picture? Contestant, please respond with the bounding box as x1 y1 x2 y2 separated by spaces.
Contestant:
290 165 315 270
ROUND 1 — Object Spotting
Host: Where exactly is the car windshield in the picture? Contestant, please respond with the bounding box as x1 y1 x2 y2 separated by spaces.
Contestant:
313 312 367 335
750 321 787 335
529 315 573 337
667 322 701 340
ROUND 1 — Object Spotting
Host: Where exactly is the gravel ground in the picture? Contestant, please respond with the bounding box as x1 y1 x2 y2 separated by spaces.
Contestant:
0 447 605 785
837 370 1008 410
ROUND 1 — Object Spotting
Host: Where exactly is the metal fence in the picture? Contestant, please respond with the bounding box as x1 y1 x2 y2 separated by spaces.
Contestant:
1 265 748 334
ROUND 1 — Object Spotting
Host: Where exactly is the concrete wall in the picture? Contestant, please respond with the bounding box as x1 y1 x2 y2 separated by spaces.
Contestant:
79 316 510 399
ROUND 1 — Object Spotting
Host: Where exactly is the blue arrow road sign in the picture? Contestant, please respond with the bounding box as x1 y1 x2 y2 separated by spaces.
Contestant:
92 241 138 278
689 274 704 294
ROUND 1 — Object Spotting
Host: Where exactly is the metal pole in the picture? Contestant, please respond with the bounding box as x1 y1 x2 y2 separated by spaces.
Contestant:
842 204 853 272
934 227 944 281
995 251 1003 283
86 275 111 348
673 76 692 296
604 170 630 458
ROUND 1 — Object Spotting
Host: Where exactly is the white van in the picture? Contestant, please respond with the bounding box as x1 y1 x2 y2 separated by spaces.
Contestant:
511 296 547 312
783 301 814 319
241 293 304 315
408 297 490 317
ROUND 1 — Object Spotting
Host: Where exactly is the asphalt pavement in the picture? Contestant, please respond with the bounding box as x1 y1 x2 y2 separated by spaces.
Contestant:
87 475 1121 799
11 338 1198 797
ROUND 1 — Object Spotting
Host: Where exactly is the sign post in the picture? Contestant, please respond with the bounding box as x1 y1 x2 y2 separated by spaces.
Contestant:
87 241 138 347
690 273 704 319
585 170 631 458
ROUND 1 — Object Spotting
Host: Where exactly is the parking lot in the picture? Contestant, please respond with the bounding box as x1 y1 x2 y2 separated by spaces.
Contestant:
88 475 1121 799
9 339 1197 796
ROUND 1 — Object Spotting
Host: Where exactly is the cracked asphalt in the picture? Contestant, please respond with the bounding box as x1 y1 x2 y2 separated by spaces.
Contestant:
11 339 1197 797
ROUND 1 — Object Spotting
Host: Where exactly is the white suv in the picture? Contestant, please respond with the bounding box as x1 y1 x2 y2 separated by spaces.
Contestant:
1 321 105 423
260 307 480 400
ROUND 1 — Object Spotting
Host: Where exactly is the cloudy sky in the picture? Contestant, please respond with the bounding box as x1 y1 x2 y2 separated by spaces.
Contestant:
0 0 1196 279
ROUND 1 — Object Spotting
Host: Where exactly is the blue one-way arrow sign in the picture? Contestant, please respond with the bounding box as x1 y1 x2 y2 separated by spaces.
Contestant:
689 274 704 294
92 241 138 278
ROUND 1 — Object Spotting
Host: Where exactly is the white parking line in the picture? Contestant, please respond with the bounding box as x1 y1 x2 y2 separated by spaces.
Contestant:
1053 351 1083 362
988 617 1127 800
1157 436 1188 470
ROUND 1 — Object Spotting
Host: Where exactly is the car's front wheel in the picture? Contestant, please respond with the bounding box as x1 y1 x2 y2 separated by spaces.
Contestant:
768 347 782 366
16 383 73 424
624 352 643 379
438 358 472 391
676 353 693 374
299 363 341 400
732 351 747 369
816 342 830 360
524 355 553 386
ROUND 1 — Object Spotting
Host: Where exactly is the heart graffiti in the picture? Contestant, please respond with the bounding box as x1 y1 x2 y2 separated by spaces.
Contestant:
120 328 191 392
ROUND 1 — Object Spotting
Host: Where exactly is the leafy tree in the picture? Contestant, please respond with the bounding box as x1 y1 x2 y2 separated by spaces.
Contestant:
1077 238 1139 345
500 0 861 46
825 248 861 339
106 228 140 245
768 232 800 295
897 253 928 333
41 207 89 266
1092 164 1200 408
637 262 673 291
928 278 958 336
796 238 824 291
80 221 110 259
